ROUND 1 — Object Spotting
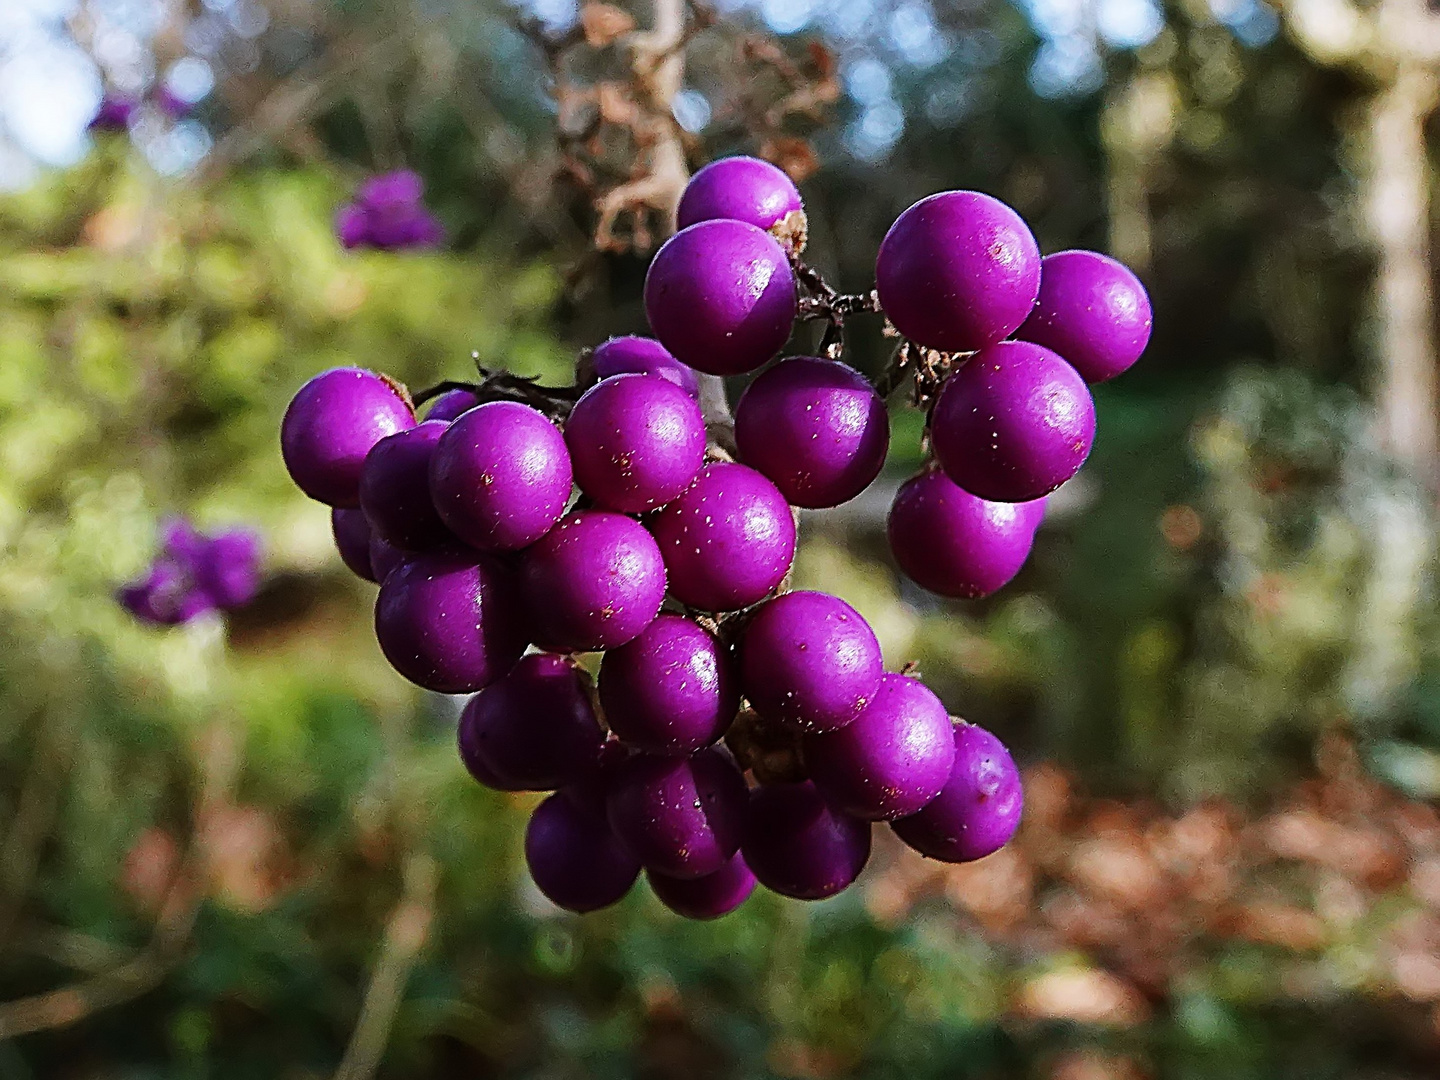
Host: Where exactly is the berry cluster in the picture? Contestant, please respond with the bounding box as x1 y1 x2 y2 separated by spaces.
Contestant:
334 171 445 252
281 156 1150 917
118 518 262 626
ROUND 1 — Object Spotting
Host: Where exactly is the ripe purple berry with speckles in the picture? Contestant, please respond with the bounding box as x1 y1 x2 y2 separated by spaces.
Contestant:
804 674 956 820
677 155 803 233
649 462 795 612
565 373 706 513
648 851 756 920
281 368 415 507
740 591 883 733
359 420 453 550
741 781 871 900
522 510 667 651
606 747 748 880
332 508 377 582
458 653 605 791
526 791 640 913
424 388 479 422
1016 250 1152 384
600 614 740 755
643 220 796 376
875 191 1041 353
429 401 573 552
888 468 1046 598
931 341 1095 502
373 548 528 693
591 336 700 398
891 722 1023 862
734 356 889 508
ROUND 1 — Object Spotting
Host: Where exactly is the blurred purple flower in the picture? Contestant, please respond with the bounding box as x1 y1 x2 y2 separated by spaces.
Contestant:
118 518 263 626
89 94 139 132
335 170 444 251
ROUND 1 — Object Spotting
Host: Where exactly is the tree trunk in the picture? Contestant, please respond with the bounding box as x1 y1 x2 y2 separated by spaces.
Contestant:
1366 65 1440 478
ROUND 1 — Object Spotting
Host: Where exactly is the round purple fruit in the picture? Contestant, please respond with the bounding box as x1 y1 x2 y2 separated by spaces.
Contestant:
887 468 1045 599
332 508 377 582
565 373 706 513
649 463 795 612
643 220 796 376
676 156 803 233
874 191 1041 353
429 401 573 552
1016 250 1152 384
734 356 889 509
521 511 667 652
359 420 453 550
741 781 871 900
526 791 641 913
930 341 1095 502
373 548 528 693
590 336 699 398
281 368 415 507
606 747 748 880
423 388 479 422
599 614 740 756
891 722 1023 863
458 653 605 791
648 852 756 920
740 591 883 733
804 674 956 820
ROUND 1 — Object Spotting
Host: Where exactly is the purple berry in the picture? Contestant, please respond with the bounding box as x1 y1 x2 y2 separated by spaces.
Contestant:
606 747 748 879
373 549 528 693
648 852 756 920
649 463 795 612
887 469 1045 598
599 614 739 755
424 388 480 422
369 533 406 583
526 791 641 913
874 191 1041 353
429 401 573 552
196 529 262 610
457 653 605 791
89 94 138 131
891 722 1023 862
677 156 803 233
740 591 883 734
564 374 706 513
734 356 889 508
281 368 415 507
643 220 796 376
332 508 377 582
803 674 956 820
359 420 453 550
521 511 667 651
930 341 1095 502
741 781 871 900
1017 250 1153 383
591 336 700 399
118 560 213 625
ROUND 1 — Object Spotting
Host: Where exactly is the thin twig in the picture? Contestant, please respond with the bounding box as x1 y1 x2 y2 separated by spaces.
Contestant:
332 853 438 1080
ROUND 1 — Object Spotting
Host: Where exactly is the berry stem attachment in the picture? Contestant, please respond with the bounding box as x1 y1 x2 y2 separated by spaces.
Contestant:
414 367 584 420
